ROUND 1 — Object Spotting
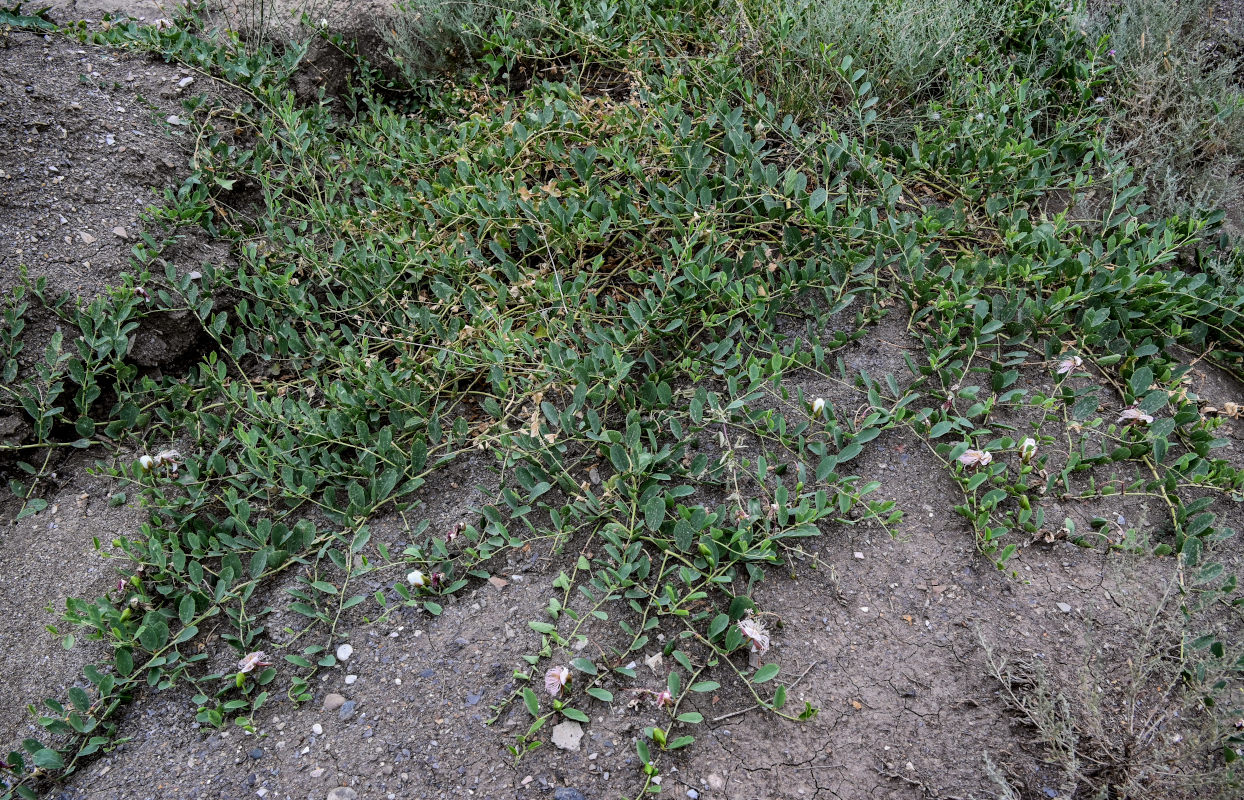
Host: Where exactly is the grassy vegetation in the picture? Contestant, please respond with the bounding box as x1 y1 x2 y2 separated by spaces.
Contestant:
3 0 1244 796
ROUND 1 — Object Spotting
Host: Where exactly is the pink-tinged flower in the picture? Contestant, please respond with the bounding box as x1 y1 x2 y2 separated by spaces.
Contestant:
656 689 673 708
1107 48 1116 57
957 449 993 468
545 665 571 697
237 651 272 674
1118 407 1154 425
134 286 150 302
430 571 446 589
1020 438 1037 462
1056 355 1083 375
737 617 770 668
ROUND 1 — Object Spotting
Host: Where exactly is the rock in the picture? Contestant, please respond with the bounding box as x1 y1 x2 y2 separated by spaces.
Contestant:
553 789 588 800
1056 602 1072 613
551 720 584 751
644 652 663 673
78 231 96 244
336 643 353 661
309 767 326 778
853 551 865 560
111 226 128 238
178 76 194 88
707 774 724 790
687 790 699 799
248 747 263 760
322 693 346 712
312 723 323 735
344 674 357 685
488 576 509 591
326 789 358 800
338 700 357 721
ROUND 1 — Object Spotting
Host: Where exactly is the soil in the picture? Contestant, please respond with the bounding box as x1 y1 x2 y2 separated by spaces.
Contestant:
3 6 1244 800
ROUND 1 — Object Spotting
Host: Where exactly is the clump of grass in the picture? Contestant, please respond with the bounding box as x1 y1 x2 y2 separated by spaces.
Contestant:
382 0 543 81
983 586 1244 799
1088 0 1244 232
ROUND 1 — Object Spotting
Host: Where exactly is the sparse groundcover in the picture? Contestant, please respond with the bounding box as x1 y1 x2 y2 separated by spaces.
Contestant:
3 0 1244 798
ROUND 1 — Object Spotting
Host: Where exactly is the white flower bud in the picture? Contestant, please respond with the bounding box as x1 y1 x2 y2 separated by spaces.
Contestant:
137 455 155 470
407 570 426 588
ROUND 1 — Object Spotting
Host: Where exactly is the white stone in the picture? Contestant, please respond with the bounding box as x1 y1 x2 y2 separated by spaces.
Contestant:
551 720 584 751
336 644 353 661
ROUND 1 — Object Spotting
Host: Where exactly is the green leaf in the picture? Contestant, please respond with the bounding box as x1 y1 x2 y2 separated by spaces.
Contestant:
643 493 665 532
523 687 539 717
115 648 134 676
676 711 703 723
570 658 598 675
560 707 590 723
808 187 827 212
33 748 63 770
689 681 720 692
179 595 196 626
586 687 614 702
752 663 780 683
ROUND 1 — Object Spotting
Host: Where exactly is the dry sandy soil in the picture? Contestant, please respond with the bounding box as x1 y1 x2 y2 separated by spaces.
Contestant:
3 4 1244 800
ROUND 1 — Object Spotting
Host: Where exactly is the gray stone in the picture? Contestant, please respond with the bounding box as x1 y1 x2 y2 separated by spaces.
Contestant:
338 700 357 721
322 693 346 712
553 790 588 800
327 789 358 800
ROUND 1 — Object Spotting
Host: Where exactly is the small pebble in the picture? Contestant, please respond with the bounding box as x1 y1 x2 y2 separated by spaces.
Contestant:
336 643 353 661
687 790 700 799
312 723 323 735
344 674 357 685
248 747 262 760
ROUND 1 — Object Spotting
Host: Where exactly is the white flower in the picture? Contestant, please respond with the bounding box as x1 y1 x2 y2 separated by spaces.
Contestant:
152 18 173 30
957 449 993 468
1020 438 1037 462
737 617 770 667
544 665 571 697
137 454 155 470
153 449 181 471
1118 407 1154 425
407 570 426 588
237 651 271 674
811 397 825 416
1056 355 1083 375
